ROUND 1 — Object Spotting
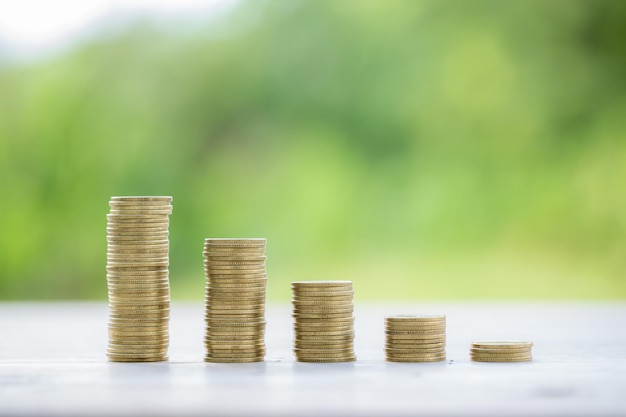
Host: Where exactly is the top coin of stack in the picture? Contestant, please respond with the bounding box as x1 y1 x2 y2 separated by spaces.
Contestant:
203 238 267 363
385 314 446 362
470 341 533 362
291 281 356 363
106 196 172 362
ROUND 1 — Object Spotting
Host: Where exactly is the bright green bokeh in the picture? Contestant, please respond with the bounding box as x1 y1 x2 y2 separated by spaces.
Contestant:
1 0 625 300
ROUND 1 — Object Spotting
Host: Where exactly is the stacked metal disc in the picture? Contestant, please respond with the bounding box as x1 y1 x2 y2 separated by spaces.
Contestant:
470 341 533 362
291 281 356 363
106 196 172 362
203 238 267 363
385 314 446 362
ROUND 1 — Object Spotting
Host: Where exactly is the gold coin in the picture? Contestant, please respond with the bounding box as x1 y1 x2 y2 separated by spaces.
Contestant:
292 312 354 320
108 340 169 347
108 205 172 212
386 356 446 363
386 352 447 359
386 314 445 321
471 341 533 349
204 238 265 244
295 342 354 350
291 280 352 287
385 341 445 348
207 273 267 280
386 329 445 336
107 346 168 354
107 245 169 252
295 357 356 363
205 298 266 305
471 355 533 363
205 353 265 360
470 353 533 361
109 317 169 324
107 354 168 361
385 346 445 354
107 284 170 291
207 344 265 351
205 319 266 326
291 290 354 297
107 225 169 232
205 264 266 271
111 196 172 201
205 284 266 290
107 246 169 253
109 208 172 214
293 303 351 309
294 321 355 329
205 254 267 263
470 347 531 355
204 357 263 363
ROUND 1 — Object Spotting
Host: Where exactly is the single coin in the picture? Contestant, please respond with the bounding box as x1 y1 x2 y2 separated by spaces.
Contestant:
471 341 533 349
111 196 172 201
204 238 265 244
386 356 446 363
291 280 352 287
107 355 168 362
107 226 169 232
386 338 447 346
386 352 447 360
386 314 445 321
107 283 170 290
470 347 531 355
109 208 172 215
471 355 533 363
204 357 264 363
292 312 354 320
295 357 356 363
207 273 267 279
108 314 169 322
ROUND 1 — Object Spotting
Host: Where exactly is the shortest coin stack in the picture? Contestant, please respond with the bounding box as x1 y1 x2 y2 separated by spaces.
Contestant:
385 315 446 362
470 341 533 362
292 281 356 363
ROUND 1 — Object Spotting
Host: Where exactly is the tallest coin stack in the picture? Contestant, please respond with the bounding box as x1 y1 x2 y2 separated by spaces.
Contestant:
106 196 173 362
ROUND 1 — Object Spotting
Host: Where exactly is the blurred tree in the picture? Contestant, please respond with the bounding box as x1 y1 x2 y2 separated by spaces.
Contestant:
0 0 624 300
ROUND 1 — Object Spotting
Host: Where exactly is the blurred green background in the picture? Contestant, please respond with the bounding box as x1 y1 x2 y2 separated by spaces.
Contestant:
1 0 625 301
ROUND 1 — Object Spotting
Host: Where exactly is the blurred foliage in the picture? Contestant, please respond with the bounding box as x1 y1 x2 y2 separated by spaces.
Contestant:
0 0 625 300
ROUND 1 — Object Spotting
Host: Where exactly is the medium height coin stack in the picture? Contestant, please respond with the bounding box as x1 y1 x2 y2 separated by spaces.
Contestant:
385 314 446 362
106 196 172 362
203 238 267 363
291 281 356 362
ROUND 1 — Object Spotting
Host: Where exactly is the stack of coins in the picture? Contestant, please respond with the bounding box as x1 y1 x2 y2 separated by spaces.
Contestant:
291 281 356 363
106 196 172 362
203 238 267 363
385 314 446 362
470 341 533 362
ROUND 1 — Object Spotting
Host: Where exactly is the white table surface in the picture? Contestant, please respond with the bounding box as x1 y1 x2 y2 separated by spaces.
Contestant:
1 302 625 416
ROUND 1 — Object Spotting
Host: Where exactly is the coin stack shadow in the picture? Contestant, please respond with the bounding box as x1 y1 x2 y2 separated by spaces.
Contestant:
470 341 533 362
385 314 447 362
291 281 356 363
203 238 267 363
106 196 172 362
